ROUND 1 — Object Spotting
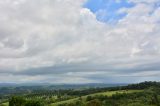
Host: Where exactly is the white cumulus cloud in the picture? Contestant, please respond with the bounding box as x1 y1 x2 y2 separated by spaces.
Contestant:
0 0 160 83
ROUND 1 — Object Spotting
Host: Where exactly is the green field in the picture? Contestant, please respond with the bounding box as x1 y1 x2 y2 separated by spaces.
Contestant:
2 90 142 106
50 90 142 106
1 102 8 106
1 82 160 106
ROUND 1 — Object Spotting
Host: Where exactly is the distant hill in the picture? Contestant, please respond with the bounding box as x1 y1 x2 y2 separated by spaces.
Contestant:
0 83 127 95
1 81 160 106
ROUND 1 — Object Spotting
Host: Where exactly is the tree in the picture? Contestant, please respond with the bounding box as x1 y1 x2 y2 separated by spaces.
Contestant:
86 99 101 106
9 96 26 106
25 100 45 106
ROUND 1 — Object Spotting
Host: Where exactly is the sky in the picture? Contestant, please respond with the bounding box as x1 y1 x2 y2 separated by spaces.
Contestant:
0 0 160 84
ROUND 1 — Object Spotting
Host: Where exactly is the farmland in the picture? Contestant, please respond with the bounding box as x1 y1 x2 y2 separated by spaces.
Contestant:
1 81 160 106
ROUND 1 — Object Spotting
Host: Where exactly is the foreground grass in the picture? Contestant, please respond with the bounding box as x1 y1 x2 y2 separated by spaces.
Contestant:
50 90 142 106
1 102 9 106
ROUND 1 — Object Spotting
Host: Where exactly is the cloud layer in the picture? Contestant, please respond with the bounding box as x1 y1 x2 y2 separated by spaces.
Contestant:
0 0 160 83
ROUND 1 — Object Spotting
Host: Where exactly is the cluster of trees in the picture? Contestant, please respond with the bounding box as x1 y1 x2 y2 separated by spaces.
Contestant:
62 81 160 96
1 81 160 106
58 87 160 106
9 96 45 106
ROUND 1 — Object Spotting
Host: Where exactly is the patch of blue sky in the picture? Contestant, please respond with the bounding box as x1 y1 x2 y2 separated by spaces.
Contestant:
84 0 134 24
154 2 160 9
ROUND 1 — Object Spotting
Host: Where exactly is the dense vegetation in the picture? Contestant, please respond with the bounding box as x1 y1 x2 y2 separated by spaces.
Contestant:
1 81 160 106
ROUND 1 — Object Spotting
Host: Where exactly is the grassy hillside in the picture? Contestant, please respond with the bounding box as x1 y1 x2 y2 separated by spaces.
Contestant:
1 102 8 106
1 90 142 106
50 90 142 106
1 81 160 106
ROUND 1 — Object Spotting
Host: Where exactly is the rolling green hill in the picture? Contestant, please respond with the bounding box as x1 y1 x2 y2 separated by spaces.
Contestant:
1 81 160 106
50 90 142 106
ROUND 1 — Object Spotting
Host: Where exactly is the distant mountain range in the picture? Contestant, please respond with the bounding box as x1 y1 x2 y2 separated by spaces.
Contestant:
0 83 127 88
0 83 128 96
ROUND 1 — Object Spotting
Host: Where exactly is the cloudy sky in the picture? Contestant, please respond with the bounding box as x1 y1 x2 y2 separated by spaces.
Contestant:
0 0 160 84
